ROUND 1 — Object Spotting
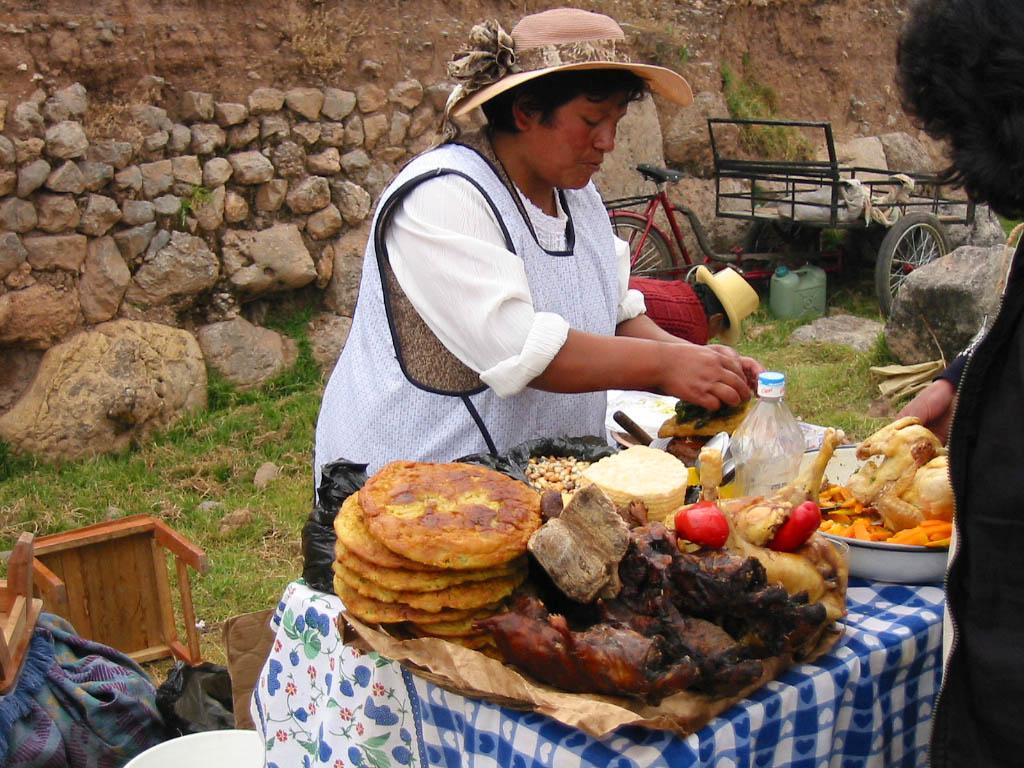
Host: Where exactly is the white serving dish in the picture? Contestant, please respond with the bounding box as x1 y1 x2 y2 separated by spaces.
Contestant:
800 444 949 584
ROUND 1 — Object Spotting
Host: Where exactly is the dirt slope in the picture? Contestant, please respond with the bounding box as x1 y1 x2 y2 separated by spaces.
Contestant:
0 0 916 141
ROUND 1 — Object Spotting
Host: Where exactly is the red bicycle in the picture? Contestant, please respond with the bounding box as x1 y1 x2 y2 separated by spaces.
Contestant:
605 118 976 315
604 163 823 283
604 164 709 280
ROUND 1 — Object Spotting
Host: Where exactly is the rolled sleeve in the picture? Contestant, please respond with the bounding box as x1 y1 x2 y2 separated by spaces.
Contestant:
615 235 647 322
479 312 570 397
387 175 571 388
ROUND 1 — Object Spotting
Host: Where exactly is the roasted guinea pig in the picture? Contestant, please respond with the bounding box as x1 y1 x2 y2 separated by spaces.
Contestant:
845 417 953 531
479 524 834 704
714 428 849 623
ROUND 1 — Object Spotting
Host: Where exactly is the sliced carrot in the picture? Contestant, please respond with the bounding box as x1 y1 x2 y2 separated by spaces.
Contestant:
926 537 951 548
849 518 874 541
889 529 930 546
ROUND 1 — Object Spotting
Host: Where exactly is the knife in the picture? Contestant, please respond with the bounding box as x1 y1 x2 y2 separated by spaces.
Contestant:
612 411 676 453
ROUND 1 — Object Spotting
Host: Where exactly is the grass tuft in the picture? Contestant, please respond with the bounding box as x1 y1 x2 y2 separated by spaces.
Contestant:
721 58 813 161
289 7 367 78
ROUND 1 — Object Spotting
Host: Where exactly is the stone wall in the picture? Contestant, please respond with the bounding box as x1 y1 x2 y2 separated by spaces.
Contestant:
0 77 452 406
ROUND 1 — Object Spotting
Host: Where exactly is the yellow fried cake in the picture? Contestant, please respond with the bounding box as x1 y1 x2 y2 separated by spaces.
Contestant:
334 561 524 612
335 578 494 624
337 543 527 593
406 611 496 637
334 493 441 572
359 461 542 569
405 626 497 650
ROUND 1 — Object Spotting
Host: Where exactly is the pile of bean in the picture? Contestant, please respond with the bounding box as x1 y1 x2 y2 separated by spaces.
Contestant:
525 455 592 493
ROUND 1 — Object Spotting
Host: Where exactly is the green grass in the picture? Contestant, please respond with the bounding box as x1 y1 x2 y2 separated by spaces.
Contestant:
0 280 900 668
721 56 813 161
998 215 1022 237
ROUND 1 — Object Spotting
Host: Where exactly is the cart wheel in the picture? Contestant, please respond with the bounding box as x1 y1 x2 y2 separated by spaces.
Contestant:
874 212 949 316
610 214 678 279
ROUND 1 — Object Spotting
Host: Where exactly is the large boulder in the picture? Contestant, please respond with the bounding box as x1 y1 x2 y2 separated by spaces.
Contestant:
659 90 731 178
221 224 317 296
823 136 888 171
197 317 297 390
0 319 207 460
0 348 42 415
323 223 370 316
944 203 1006 251
79 236 131 323
878 132 935 174
307 312 352 373
0 283 81 348
885 245 1004 364
125 231 220 308
593 95 664 201
789 313 884 352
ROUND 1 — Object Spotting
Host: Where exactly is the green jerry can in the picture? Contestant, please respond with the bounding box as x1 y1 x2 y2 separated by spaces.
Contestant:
769 264 827 319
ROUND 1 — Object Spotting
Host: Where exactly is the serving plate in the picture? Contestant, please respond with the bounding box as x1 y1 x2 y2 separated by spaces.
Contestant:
801 444 949 584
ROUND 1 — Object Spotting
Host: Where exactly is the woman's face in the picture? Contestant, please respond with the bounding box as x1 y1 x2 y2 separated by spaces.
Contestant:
516 93 630 190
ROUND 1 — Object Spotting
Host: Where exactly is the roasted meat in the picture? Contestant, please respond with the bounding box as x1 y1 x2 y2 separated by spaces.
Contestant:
716 428 849 623
477 594 701 700
846 417 953 531
481 522 835 703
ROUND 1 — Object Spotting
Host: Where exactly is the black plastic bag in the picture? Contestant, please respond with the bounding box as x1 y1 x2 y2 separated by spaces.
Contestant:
155 661 234 737
457 435 617 483
301 459 369 594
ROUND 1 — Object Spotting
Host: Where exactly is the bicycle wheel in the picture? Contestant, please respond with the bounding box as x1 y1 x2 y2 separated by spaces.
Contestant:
874 212 949 317
609 212 677 278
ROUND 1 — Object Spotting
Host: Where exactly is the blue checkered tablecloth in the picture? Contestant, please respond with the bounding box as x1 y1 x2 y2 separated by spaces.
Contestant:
254 579 944 768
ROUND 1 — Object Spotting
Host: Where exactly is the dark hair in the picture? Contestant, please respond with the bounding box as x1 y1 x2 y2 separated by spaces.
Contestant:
897 0 1024 217
481 69 647 134
692 283 727 326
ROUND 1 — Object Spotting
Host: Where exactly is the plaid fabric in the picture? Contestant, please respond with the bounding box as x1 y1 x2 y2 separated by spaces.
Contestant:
256 579 944 768
0 613 166 768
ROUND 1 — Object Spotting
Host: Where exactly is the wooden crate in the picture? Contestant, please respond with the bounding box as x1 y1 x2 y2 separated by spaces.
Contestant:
1 533 44 692
32 515 209 665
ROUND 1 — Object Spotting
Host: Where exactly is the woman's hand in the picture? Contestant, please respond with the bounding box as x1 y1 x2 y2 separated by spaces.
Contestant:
529 329 764 410
896 378 956 444
656 342 759 410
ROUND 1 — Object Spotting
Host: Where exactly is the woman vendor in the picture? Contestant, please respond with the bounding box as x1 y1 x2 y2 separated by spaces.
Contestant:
315 8 762 479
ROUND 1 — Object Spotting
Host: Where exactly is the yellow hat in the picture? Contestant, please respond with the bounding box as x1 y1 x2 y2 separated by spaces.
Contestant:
694 266 760 346
444 9 692 123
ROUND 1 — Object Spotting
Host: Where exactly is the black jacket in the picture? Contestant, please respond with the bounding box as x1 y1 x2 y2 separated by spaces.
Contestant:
930 239 1024 767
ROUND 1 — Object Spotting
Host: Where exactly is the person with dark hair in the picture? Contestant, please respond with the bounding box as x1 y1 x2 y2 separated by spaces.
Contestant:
895 0 1024 764
314 8 762 478
630 266 760 345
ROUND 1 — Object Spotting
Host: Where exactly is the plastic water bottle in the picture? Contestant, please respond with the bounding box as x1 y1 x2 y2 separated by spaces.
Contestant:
731 371 805 498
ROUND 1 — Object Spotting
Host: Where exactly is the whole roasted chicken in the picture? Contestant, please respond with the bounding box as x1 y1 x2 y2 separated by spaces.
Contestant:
845 417 952 531
714 428 849 623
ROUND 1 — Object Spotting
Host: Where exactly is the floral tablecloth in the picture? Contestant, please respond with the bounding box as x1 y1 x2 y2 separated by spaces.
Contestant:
253 579 944 768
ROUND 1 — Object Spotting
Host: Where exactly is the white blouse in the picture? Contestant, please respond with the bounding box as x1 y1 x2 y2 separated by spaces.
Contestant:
386 174 646 397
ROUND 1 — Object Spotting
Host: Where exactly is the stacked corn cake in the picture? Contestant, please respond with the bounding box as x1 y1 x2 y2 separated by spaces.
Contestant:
333 461 540 651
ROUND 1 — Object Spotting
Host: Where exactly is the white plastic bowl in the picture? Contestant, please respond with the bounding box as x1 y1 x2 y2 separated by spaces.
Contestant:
123 729 265 768
801 445 949 584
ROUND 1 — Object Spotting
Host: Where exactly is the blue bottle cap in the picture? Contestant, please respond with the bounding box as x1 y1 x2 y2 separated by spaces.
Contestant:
757 371 786 397
774 265 790 277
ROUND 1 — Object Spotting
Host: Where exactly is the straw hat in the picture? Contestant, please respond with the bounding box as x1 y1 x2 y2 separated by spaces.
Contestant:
443 8 692 127
693 266 760 346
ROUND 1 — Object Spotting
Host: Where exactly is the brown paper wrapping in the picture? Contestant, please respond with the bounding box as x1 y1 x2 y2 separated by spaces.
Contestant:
341 612 842 739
